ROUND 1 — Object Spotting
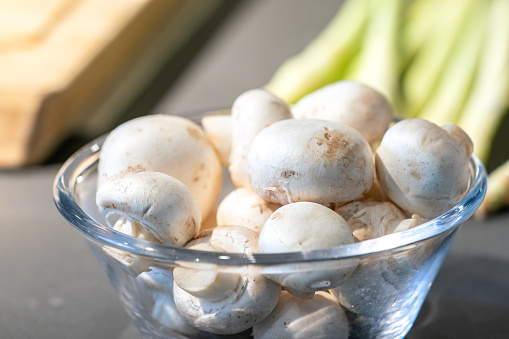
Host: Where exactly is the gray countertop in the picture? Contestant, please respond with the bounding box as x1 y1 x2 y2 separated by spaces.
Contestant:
1 1 508 338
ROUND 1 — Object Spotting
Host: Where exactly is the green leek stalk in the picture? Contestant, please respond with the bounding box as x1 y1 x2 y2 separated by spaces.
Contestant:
459 0 509 217
264 0 368 104
417 0 487 125
402 0 475 118
401 0 447 66
346 0 404 107
457 0 509 164
478 158 509 218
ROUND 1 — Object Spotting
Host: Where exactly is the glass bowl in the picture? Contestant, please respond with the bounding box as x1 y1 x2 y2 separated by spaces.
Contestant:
53 122 487 339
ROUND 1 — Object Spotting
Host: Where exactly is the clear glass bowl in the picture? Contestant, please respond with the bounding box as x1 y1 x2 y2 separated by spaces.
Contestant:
53 128 487 339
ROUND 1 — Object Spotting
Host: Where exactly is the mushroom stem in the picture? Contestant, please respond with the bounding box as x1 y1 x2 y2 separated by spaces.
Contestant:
112 218 157 242
112 218 139 237
173 243 241 302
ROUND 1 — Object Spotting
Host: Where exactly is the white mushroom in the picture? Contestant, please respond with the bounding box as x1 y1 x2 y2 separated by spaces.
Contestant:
101 245 152 276
258 202 357 294
334 199 380 221
385 213 427 235
247 119 374 206
96 170 201 246
136 268 202 336
337 199 430 284
173 226 281 335
381 214 432 286
441 123 474 158
173 243 242 302
375 119 472 219
229 88 292 189
330 260 397 317
216 187 281 234
201 111 233 166
337 200 407 242
97 114 222 221
292 80 394 144
96 170 201 275
252 291 349 339
336 200 427 242
332 199 431 310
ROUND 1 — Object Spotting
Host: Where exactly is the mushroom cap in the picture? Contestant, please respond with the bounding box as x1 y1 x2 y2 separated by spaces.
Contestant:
375 119 471 219
229 88 292 189
441 123 473 158
96 170 201 246
258 202 357 292
173 226 281 335
216 187 281 234
292 80 393 144
252 291 349 339
186 225 259 254
97 114 222 221
247 119 374 206
259 202 354 253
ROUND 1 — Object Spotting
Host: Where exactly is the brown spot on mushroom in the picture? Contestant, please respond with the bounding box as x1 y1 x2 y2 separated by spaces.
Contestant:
281 170 297 178
187 127 202 140
192 163 206 182
322 131 349 160
186 217 197 231
124 165 147 173
308 129 352 163
102 202 117 210
270 212 282 221
410 169 421 180
254 203 264 214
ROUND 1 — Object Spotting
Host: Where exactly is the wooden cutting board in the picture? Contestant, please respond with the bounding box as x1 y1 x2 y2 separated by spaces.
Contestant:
0 0 225 167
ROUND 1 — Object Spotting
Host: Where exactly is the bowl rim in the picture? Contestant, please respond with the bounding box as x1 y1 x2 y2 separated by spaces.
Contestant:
53 131 487 267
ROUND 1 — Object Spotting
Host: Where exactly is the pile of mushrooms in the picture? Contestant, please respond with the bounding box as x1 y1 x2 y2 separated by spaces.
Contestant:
94 81 473 337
